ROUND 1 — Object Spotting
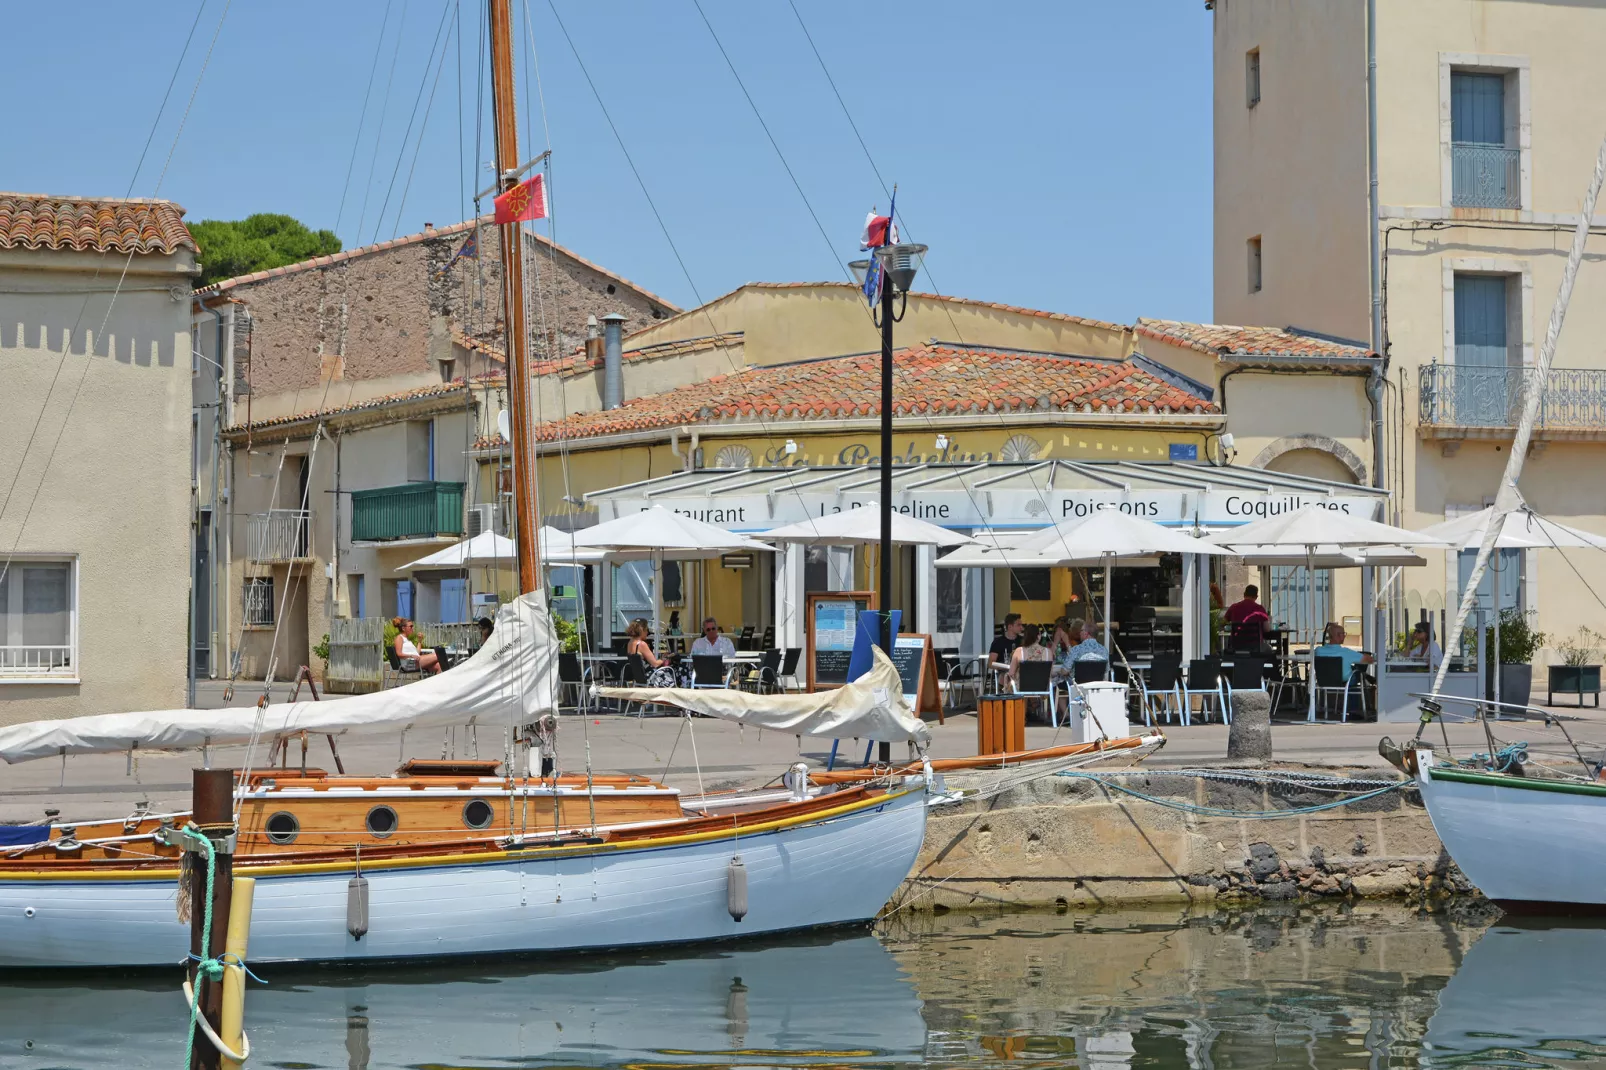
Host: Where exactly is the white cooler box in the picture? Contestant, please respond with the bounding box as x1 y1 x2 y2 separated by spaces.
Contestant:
1069 681 1132 744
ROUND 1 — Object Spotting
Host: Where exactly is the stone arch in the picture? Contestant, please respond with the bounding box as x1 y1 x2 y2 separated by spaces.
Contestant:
1248 434 1367 484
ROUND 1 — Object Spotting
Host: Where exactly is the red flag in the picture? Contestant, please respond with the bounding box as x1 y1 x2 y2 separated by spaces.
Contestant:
493 173 547 224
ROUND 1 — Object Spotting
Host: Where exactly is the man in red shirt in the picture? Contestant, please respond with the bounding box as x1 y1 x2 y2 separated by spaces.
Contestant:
1224 585 1272 652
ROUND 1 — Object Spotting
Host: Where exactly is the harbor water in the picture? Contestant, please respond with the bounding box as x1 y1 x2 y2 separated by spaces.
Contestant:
3 901 1603 1069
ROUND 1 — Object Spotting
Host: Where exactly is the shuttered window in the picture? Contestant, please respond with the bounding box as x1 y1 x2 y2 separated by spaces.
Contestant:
1454 274 1509 369
1451 72 1505 145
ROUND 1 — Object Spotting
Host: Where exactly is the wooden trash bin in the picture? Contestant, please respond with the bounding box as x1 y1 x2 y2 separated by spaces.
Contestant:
977 693 1026 755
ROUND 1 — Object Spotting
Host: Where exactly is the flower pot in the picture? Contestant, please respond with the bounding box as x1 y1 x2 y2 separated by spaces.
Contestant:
1547 664 1602 707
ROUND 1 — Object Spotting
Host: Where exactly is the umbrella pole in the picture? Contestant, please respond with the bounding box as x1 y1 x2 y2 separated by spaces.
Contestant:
1307 548 1318 722
1104 556 1113 681
653 550 662 661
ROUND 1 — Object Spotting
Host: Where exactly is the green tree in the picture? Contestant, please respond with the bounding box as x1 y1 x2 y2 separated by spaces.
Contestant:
190 213 341 286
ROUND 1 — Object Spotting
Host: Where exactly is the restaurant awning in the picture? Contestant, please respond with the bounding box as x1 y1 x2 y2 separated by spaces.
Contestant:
581 460 1389 532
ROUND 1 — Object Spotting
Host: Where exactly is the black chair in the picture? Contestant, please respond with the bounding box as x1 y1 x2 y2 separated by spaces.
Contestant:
1228 658 1267 691
1183 659 1228 723
760 625 775 650
557 651 589 707
737 626 756 652
1072 659 1108 684
937 647 977 712
1014 660 1059 726
778 647 803 691
383 646 421 689
616 653 652 716
692 654 728 689
1312 655 1363 721
1140 659 1183 725
749 648 784 693
1121 621 1154 659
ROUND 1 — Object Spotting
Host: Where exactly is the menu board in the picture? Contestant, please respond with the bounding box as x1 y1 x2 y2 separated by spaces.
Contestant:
807 591 875 691
891 633 944 721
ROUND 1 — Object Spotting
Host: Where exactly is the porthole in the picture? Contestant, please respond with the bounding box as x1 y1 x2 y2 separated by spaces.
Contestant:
365 805 398 839
265 811 299 845
462 799 495 830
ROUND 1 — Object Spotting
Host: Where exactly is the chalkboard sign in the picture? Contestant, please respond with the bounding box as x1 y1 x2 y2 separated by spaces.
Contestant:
806 591 875 691
892 633 944 720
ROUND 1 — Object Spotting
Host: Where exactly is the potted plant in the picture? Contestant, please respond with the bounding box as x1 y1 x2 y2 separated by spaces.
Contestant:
1484 607 1545 705
1549 626 1603 707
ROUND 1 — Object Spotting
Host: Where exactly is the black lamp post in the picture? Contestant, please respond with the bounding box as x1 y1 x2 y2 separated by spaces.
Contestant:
848 242 927 658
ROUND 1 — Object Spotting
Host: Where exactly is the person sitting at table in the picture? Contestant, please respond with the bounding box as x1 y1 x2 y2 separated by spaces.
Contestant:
1225 585 1272 652
625 618 669 671
475 617 494 645
989 613 1024 687
1049 616 1074 660
690 617 736 658
1314 621 1373 679
1009 623 1052 688
1404 621 1443 670
1066 619 1109 662
392 617 441 675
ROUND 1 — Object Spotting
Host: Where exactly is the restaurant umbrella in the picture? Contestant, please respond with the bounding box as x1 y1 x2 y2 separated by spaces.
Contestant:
398 531 520 572
1012 511 1229 677
761 507 977 548
573 506 774 647
1215 505 1448 720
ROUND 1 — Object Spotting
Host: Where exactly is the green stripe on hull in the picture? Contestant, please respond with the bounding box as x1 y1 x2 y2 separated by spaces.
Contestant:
1431 766 1606 799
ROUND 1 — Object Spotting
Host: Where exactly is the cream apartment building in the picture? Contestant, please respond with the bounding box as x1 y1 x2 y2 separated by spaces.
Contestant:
1214 0 1606 661
0 194 196 724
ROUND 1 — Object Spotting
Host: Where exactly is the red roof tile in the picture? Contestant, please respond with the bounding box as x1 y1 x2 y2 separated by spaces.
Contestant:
1134 319 1375 360
225 374 505 436
527 344 1216 444
0 193 195 254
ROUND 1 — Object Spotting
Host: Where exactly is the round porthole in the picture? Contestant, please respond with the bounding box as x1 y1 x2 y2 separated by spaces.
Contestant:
365 805 398 839
462 799 495 830
265 811 299 845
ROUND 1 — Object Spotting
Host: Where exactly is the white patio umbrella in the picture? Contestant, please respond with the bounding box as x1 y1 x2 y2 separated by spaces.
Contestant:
574 506 774 643
1013 511 1229 675
762 507 977 548
398 530 520 572
1216 505 1448 720
1417 504 1606 551
932 529 1092 569
535 525 609 565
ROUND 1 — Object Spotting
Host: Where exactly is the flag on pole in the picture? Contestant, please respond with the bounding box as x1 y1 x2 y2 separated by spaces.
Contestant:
858 192 898 303
434 231 479 276
493 173 548 224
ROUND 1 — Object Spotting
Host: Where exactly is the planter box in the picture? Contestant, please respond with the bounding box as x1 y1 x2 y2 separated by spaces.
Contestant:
1548 664 1602 708
1485 662 1533 707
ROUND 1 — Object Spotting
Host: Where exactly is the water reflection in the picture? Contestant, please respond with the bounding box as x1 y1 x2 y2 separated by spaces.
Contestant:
2 904 1604 1069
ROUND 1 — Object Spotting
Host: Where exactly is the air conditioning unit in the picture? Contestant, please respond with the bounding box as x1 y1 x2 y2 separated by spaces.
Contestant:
471 592 501 615
466 503 504 538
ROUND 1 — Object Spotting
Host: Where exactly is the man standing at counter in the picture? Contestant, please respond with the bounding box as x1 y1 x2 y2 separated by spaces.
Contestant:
1225 585 1272 652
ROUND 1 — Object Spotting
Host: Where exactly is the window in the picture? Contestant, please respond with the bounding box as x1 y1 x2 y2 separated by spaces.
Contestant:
348 573 366 618
1247 236 1263 293
1451 70 1518 208
406 420 434 483
0 559 74 677
1246 48 1261 107
1458 548 1523 614
243 577 275 627
935 549 965 634
1453 273 1516 426
1008 569 1052 602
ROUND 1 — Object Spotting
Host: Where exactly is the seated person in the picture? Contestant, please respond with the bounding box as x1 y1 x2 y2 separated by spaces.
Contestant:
1314 621 1373 680
989 613 1024 685
392 617 441 675
1009 624 1052 688
474 617 494 648
1053 618 1108 677
625 619 668 670
1403 621 1443 670
1225 585 1272 652
690 617 736 658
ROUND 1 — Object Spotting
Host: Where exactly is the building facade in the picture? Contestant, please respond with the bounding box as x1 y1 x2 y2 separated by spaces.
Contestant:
1213 0 1606 661
0 194 197 724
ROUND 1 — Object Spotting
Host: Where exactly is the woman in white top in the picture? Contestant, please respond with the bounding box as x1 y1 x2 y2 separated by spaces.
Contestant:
392 617 441 674
1405 621 1443 670
1009 624 1052 688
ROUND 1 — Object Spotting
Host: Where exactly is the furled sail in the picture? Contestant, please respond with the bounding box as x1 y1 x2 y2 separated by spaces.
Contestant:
0 592 559 764
597 646 932 746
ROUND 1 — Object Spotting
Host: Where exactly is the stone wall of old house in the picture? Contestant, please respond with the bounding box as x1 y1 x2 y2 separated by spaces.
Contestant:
223 224 676 399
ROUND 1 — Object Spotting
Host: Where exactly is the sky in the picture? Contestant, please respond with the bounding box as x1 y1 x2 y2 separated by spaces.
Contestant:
5 1 1214 324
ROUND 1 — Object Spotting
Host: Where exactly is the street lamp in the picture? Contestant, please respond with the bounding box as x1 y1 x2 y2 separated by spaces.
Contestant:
849 241 928 665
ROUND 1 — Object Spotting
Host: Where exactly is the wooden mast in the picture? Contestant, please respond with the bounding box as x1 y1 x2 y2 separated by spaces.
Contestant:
488 0 541 595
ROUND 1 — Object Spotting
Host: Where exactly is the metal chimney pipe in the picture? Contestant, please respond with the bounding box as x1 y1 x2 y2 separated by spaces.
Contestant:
601 312 626 410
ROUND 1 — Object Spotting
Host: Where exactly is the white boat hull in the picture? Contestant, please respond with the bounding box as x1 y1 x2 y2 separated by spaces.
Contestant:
1417 753 1606 911
0 787 927 967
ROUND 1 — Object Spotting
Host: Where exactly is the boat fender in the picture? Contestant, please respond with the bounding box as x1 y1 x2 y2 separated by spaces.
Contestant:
347 875 370 940
727 855 748 923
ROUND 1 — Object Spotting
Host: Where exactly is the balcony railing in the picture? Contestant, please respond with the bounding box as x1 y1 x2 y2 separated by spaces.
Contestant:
247 509 311 562
1452 143 1520 209
0 646 73 674
1419 363 1606 431
350 481 465 543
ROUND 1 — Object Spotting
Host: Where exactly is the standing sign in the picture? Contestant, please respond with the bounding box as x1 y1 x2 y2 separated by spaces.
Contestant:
892 633 944 722
806 591 876 691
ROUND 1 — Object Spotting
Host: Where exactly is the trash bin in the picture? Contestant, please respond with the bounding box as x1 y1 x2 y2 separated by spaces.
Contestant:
977 693 1026 755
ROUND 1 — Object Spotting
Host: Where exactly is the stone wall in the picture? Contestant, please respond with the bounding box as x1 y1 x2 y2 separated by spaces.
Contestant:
895 766 1469 910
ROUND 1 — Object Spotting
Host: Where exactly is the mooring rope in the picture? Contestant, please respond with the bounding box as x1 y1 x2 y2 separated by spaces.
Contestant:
177 825 259 1066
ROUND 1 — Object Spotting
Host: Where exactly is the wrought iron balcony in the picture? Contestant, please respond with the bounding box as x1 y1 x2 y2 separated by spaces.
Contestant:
1451 143 1520 209
1419 363 1606 432
246 509 311 562
350 481 465 543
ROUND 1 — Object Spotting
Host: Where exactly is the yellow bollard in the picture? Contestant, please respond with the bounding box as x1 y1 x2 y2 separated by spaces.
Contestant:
219 876 256 1070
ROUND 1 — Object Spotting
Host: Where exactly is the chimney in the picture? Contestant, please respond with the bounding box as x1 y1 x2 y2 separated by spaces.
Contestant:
601 312 626 410
583 314 603 367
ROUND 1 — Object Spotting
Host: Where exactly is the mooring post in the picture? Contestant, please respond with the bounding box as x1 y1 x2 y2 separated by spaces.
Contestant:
189 767 236 1070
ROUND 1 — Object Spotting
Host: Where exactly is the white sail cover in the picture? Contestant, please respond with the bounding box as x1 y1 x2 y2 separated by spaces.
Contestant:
597 646 931 746
0 593 559 764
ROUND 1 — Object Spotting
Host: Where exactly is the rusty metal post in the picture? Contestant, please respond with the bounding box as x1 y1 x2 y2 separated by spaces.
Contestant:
189 768 235 1070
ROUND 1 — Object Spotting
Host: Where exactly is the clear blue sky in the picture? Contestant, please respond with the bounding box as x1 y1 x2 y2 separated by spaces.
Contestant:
6 1 1213 324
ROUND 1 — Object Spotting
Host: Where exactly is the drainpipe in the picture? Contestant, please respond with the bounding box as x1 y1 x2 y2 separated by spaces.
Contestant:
601 313 626 410
1366 0 1387 656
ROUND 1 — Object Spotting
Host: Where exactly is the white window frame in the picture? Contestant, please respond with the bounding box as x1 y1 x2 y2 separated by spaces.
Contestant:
0 554 80 685
1440 258 1533 368
1439 52 1531 214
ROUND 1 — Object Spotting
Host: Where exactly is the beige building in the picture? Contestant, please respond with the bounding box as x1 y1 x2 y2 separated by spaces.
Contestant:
0 194 197 724
1214 0 1606 663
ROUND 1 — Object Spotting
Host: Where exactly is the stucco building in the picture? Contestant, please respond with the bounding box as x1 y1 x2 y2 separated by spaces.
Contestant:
1213 0 1606 663
0 194 197 724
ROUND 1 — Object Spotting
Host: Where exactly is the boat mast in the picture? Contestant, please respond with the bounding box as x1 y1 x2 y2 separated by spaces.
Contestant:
488 0 541 595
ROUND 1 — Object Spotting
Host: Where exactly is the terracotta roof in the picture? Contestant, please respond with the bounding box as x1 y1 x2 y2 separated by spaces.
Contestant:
456 330 743 378
1134 319 1375 360
200 214 679 311
526 344 1216 444
0 193 195 254
225 374 504 436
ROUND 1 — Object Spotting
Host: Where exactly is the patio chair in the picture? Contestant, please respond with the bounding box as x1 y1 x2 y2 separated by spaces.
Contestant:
1226 658 1269 721
1137 659 1184 726
938 647 979 712
1183 659 1229 724
1013 660 1059 727
760 625 775 650
618 653 652 717
383 647 421 689
777 647 803 692
557 651 589 708
1312 655 1362 722
746 648 783 693
692 654 729 690
737 626 756 652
